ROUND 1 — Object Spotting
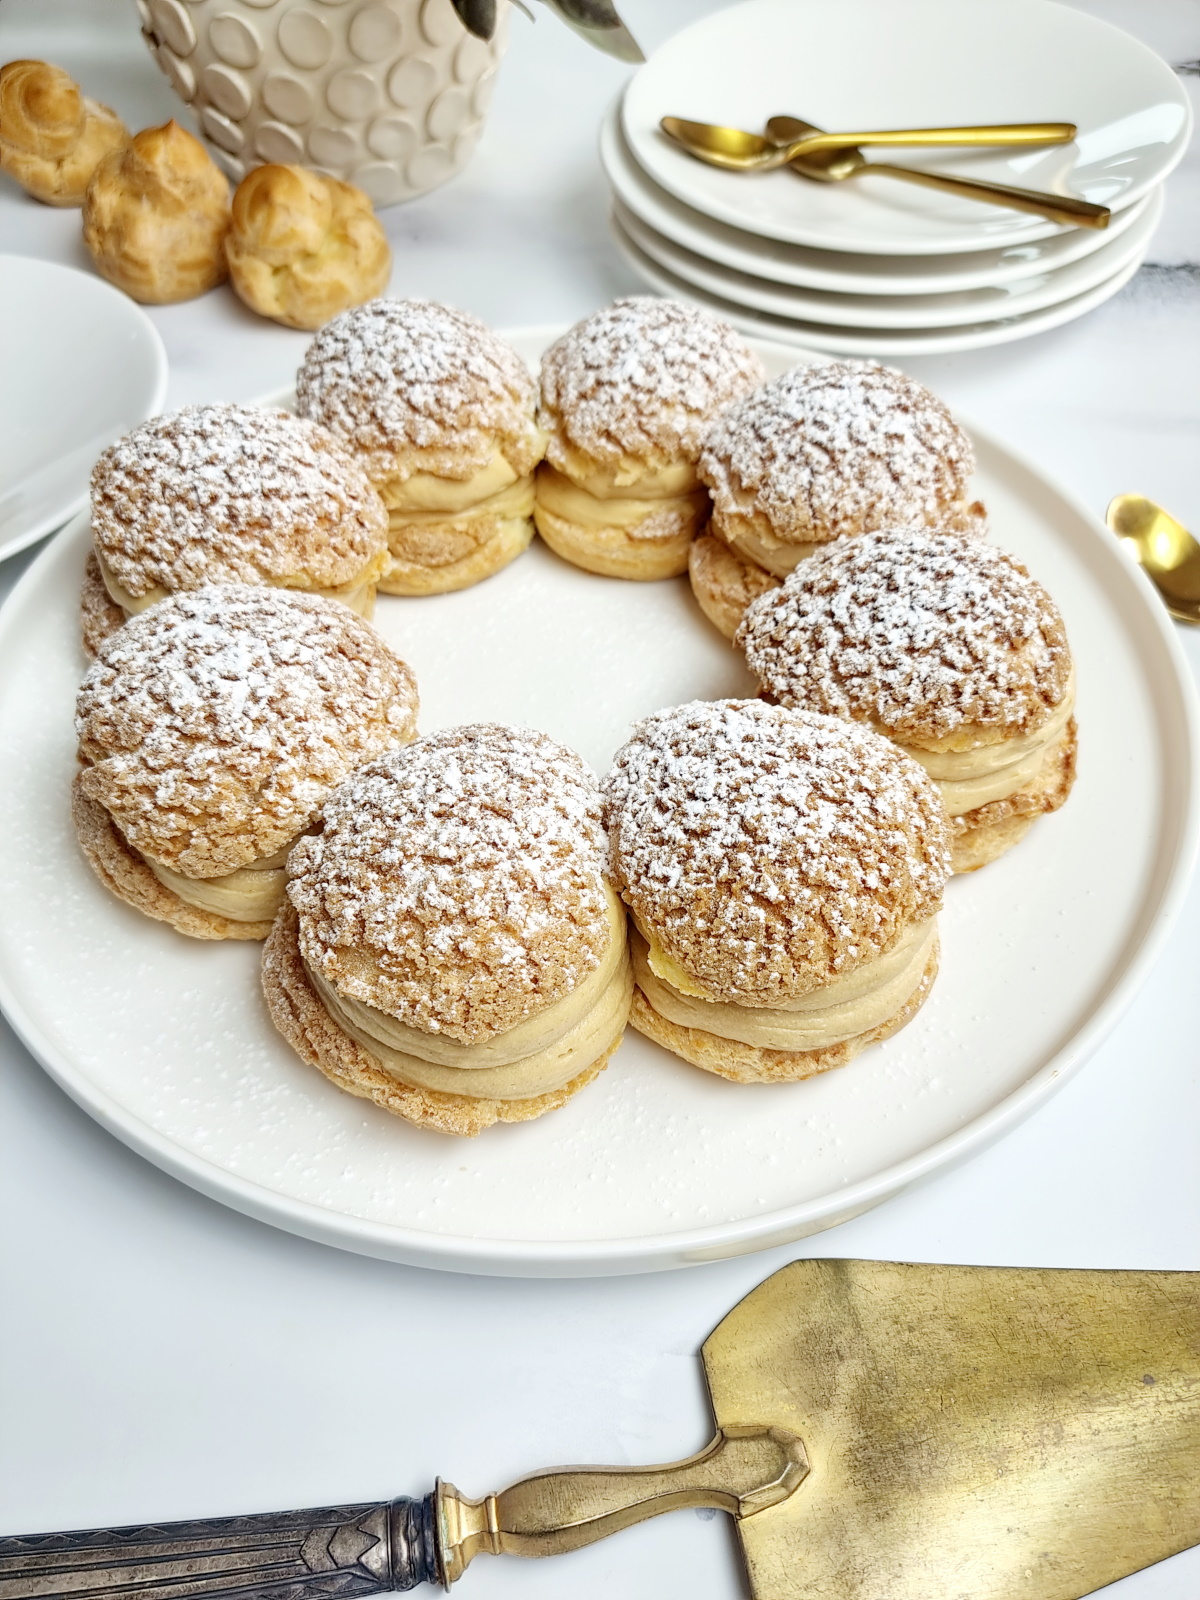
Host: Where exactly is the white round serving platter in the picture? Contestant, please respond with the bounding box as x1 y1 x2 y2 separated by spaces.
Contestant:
0 329 1195 1279
0 255 168 565
600 102 1155 297
615 187 1162 331
613 222 1148 358
622 0 1192 255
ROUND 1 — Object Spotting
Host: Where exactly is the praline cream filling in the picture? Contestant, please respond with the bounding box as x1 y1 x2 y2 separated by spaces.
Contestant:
96 548 381 620
303 887 632 1101
632 918 935 1050
715 520 824 576
386 475 535 534
535 465 708 542
145 840 295 922
899 686 1075 816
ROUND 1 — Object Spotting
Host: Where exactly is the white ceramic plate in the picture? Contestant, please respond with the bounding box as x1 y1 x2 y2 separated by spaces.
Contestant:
0 256 168 565
0 331 1195 1278
614 221 1148 358
600 102 1156 297
615 187 1162 331
622 0 1192 255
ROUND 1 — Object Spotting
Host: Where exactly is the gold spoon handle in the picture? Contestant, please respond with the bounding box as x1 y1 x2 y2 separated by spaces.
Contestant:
797 123 1075 151
863 161 1110 229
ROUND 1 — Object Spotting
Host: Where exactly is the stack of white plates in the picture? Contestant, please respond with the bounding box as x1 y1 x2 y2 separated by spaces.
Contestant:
603 0 1192 357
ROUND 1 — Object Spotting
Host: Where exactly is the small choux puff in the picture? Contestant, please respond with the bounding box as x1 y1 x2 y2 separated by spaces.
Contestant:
297 299 546 595
0 60 127 206
534 298 764 581
692 360 986 638
82 120 230 303
226 164 392 331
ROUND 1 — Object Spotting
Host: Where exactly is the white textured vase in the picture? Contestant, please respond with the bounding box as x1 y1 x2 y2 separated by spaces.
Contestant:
136 0 508 206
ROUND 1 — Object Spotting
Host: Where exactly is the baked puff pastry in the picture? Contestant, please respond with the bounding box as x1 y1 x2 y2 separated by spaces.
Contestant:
82 120 230 303
692 360 986 638
73 586 419 940
263 724 631 1136
226 164 391 331
534 298 764 581
0 59 127 206
602 699 950 1084
738 528 1078 873
296 299 546 595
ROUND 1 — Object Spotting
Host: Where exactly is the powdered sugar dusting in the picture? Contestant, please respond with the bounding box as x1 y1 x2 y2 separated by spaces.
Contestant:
90 405 388 598
699 361 976 543
288 724 610 1044
739 528 1071 741
76 586 418 879
602 699 949 1005
296 298 539 482
539 297 764 470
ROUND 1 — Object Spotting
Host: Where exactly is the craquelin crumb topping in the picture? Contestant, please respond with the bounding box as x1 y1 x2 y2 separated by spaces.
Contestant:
699 360 977 544
90 404 388 598
76 586 418 878
739 528 1072 745
538 296 764 472
295 298 541 483
288 724 610 1044
602 699 949 1005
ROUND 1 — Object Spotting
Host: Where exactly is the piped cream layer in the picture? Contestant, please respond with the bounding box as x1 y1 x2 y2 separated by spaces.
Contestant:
536 465 708 539
146 840 295 922
901 685 1075 816
96 549 380 620
633 918 935 1049
303 888 632 1100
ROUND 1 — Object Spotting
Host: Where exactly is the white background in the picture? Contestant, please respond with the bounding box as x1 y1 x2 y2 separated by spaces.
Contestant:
1 2 1198 1595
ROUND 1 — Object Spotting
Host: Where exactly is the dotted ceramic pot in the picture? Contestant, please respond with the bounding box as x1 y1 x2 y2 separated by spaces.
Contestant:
136 0 508 206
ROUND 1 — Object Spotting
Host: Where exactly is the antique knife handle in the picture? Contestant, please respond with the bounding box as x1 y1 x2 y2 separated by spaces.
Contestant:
0 1496 441 1600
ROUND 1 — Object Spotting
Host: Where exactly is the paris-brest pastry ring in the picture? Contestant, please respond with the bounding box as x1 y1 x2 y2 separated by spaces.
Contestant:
263 724 632 1137
73 586 418 940
82 404 390 654
601 699 951 1083
691 360 986 638
295 299 546 596
738 528 1078 873
534 297 764 580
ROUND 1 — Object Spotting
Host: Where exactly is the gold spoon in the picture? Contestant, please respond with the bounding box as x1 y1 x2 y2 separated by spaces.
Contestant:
661 116 1076 171
763 114 1110 230
1107 495 1200 623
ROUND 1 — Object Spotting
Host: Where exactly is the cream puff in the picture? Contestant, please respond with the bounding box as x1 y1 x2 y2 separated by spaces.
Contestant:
83 403 390 654
692 360 985 637
263 724 632 1136
602 699 949 1083
73 586 418 939
82 120 230 304
738 528 1077 873
533 297 764 580
295 299 545 595
225 164 392 331
0 59 127 206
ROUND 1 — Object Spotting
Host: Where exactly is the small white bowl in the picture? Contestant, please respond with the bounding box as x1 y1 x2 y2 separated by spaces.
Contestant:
0 255 169 564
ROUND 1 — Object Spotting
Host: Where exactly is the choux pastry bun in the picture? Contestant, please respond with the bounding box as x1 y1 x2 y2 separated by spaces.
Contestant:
82 403 390 654
692 360 986 637
263 724 631 1136
738 528 1078 873
226 164 392 331
534 298 764 581
0 60 126 206
73 586 419 940
296 299 546 595
602 699 950 1083
82 120 230 304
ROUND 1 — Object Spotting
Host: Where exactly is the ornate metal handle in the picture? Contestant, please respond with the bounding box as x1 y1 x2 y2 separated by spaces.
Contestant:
0 1497 441 1599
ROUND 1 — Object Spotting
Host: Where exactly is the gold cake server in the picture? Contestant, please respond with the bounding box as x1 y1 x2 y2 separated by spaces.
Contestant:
1 1260 1197 1598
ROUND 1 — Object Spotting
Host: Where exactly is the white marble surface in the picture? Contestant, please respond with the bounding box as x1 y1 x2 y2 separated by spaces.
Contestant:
1 1 1198 1594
